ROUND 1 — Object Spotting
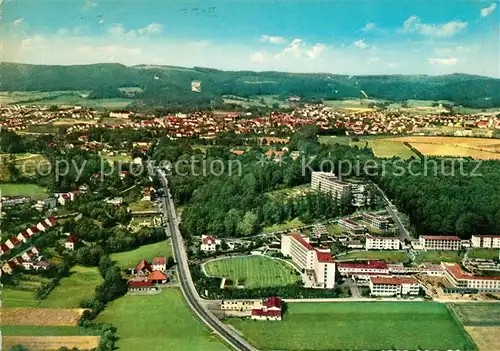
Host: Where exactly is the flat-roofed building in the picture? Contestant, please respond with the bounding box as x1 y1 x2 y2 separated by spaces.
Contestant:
362 212 390 230
311 172 351 200
281 233 336 289
365 235 400 250
419 235 461 251
338 218 365 235
471 235 500 249
369 276 420 296
337 260 390 280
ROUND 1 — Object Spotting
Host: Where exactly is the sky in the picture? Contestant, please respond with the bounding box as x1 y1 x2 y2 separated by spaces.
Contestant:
2 0 499 77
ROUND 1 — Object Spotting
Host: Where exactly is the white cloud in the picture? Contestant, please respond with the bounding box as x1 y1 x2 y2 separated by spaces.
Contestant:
12 18 23 27
481 3 497 17
428 57 458 65
260 35 286 44
387 62 400 68
108 24 126 36
83 0 98 10
306 44 326 59
401 16 467 37
21 35 44 50
353 39 367 49
249 52 268 63
362 23 377 32
276 38 304 58
58 28 70 35
110 23 163 37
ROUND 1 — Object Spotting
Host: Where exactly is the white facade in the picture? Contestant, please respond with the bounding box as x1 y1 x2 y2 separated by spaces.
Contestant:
471 235 500 249
201 235 219 252
419 236 461 251
311 172 351 200
281 234 336 289
369 277 420 296
365 236 400 250
442 263 500 292
338 218 365 234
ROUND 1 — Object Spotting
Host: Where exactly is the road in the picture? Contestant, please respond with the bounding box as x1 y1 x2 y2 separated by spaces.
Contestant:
157 169 256 351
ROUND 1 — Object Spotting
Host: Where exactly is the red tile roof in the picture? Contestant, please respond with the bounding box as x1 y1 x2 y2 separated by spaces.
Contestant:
251 309 281 317
472 235 500 239
443 263 500 281
128 280 153 287
147 270 168 281
421 235 460 241
66 235 79 243
370 276 419 285
0 243 9 252
9 237 20 245
290 234 313 250
265 296 282 309
338 260 388 270
136 259 152 273
202 236 217 245
315 250 333 263
153 256 167 265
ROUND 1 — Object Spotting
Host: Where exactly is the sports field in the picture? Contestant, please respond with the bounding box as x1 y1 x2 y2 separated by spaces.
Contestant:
319 135 417 159
468 248 500 260
38 266 103 308
335 250 409 263
204 256 300 288
96 289 230 351
227 302 475 350
0 183 48 200
386 136 500 160
110 240 172 269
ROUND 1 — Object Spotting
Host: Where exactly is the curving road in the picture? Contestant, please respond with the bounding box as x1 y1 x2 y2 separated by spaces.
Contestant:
157 169 256 351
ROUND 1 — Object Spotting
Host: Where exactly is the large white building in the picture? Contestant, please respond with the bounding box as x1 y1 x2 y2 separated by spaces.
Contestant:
442 262 500 292
362 213 390 230
337 260 390 280
311 172 351 200
365 235 400 250
369 276 420 296
419 236 461 251
281 234 336 289
471 235 500 249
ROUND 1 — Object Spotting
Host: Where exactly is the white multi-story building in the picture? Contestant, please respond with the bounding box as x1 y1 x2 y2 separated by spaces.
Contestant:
281 234 336 289
471 235 500 249
419 236 461 251
338 218 365 235
365 235 400 250
369 276 420 296
311 172 351 200
362 213 390 230
337 261 390 280
442 262 500 292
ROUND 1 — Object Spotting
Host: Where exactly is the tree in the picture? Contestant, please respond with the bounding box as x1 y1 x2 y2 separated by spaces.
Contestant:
99 255 113 277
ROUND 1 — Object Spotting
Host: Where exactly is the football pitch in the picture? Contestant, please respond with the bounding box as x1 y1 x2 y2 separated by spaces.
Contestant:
203 256 300 288
227 302 476 350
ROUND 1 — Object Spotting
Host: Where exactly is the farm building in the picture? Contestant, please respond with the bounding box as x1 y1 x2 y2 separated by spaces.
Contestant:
250 297 283 321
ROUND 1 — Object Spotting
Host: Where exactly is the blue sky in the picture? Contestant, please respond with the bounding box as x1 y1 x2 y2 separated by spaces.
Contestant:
2 0 499 76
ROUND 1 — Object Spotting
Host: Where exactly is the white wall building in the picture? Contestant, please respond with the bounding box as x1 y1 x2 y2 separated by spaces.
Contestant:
311 172 351 200
281 234 336 289
369 276 420 296
201 235 220 252
442 262 500 292
471 235 500 249
419 236 461 251
365 235 400 250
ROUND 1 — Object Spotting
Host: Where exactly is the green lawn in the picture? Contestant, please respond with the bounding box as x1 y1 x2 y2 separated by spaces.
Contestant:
227 302 475 350
3 275 51 307
335 250 410 263
415 251 464 264
1 326 97 336
111 240 172 269
449 303 500 326
204 256 300 288
38 266 103 308
0 183 48 200
468 248 500 260
262 218 304 233
102 154 132 165
96 289 230 351
128 200 158 212
319 135 418 159
326 223 344 236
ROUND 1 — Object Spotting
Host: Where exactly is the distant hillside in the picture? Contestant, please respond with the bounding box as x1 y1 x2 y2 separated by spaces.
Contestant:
1 62 500 109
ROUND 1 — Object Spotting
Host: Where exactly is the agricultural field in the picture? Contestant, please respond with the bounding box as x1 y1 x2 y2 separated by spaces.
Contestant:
468 248 500 260
1 308 84 326
414 251 464 264
335 250 409 263
38 266 103 308
3 274 51 307
319 135 418 159
96 289 230 351
465 327 500 351
386 136 500 160
323 99 377 113
110 240 172 269
3 336 101 351
227 302 475 350
0 183 48 200
203 256 300 288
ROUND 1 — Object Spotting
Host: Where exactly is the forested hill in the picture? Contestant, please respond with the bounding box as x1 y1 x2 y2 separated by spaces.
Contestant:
1 62 500 108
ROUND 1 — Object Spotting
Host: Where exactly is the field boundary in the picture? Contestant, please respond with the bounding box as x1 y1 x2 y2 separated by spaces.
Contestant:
446 303 479 350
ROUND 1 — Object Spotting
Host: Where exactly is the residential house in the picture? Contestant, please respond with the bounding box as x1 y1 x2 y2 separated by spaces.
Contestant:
250 297 283 321
147 270 168 284
135 259 153 275
2 261 16 274
5 237 20 250
0 243 10 256
65 235 79 251
16 231 31 244
152 256 167 272
201 235 219 253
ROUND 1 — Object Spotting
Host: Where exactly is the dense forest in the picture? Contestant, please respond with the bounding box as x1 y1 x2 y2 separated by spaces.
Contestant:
2 62 500 108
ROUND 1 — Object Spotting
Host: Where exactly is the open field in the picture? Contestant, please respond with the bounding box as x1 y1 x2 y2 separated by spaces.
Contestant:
227 302 474 350
38 266 103 308
204 256 300 288
414 251 464 264
386 136 500 160
319 135 417 159
323 99 377 113
262 217 304 233
111 240 172 269
2 274 52 307
102 154 132 164
128 199 158 212
468 248 500 260
449 303 500 326
1 308 85 326
96 288 229 351
265 185 311 200
0 183 48 200
3 336 100 350
335 250 409 263
465 327 500 351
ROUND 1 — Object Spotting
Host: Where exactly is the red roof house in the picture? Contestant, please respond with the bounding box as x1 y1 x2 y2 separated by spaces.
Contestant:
147 270 168 284
135 259 152 275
